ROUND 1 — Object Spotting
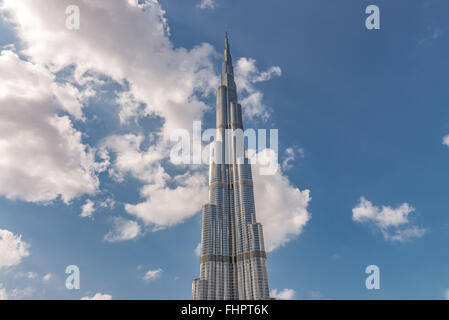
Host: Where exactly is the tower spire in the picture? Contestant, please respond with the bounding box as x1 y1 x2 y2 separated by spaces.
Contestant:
221 31 235 90
224 31 231 62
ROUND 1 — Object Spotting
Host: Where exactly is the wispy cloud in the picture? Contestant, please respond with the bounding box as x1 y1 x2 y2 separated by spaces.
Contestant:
143 268 163 282
419 25 449 46
235 57 282 121
443 135 449 147
0 284 35 300
282 146 305 171
197 0 216 10
42 273 53 282
0 229 30 268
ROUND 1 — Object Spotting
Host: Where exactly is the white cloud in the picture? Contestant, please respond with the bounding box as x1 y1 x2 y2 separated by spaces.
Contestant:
0 229 30 268
240 92 267 120
143 268 163 282
270 288 295 300
235 57 282 84
104 217 141 242
235 57 282 120
1 0 218 139
125 171 208 230
100 134 208 231
443 135 449 147
42 273 53 282
80 199 95 218
0 49 100 203
282 146 305 171
81 293 112 300
0 0 217 208
116 91 143 124
100 134 168 184
352 197 428 242
197 0 216 9
353 198 413 228
252 149 311 252
80 198 114 219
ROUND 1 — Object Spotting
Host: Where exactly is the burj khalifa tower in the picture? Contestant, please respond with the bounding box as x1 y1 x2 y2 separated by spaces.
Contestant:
192 33 270 300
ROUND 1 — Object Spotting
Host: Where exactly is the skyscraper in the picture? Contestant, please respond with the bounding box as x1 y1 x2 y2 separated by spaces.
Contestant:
192 33 270 300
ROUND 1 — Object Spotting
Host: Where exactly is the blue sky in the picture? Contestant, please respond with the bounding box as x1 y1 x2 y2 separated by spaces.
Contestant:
0 0 449 300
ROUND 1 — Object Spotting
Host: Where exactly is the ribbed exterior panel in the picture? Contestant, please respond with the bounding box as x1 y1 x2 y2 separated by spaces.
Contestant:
193 33 270 300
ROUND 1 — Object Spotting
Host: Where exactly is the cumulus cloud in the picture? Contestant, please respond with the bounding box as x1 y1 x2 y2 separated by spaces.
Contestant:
81 293 112 300
125 171 208 230
0 229 30 268
0 0 217 209
252 149 311 252
143 268 163 282
80 199 95 218
104 217 141 242
99 125 207 233
1 0 217 138
270 288 296 300
100 134 168 184
352 197 428 242
0 49 100 203
235 57 282 120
